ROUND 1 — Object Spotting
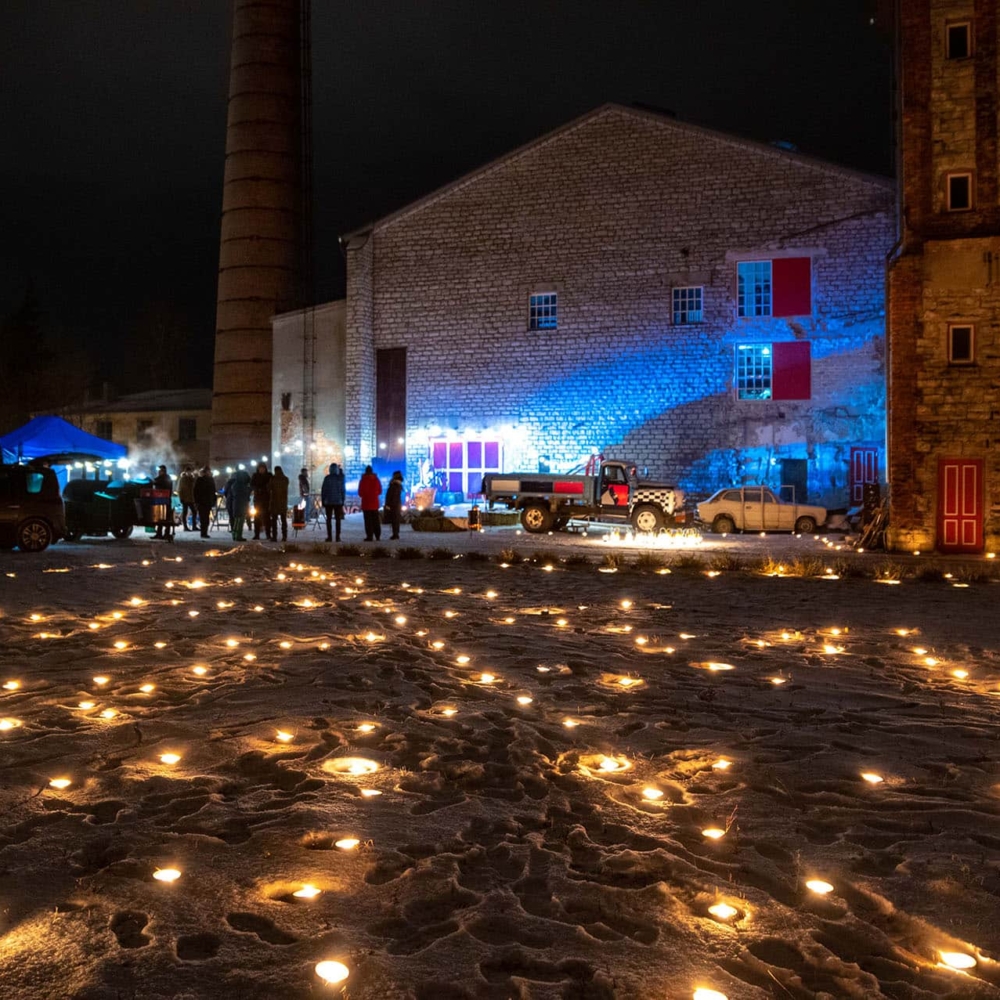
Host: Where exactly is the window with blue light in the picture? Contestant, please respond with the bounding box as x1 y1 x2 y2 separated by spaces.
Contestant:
737 261 771 317
529 292 558 330
736 344 772 399
672 286 703 324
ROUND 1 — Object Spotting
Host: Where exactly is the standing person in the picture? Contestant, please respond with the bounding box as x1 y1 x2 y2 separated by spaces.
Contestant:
358 464 383 542
270 465 290 542
384 470 404 540
321 462 345 542
229 468 251 542
250 462 273 541
194 467 217 539
178 464 197 531
152 464 174 541
298 467 310 502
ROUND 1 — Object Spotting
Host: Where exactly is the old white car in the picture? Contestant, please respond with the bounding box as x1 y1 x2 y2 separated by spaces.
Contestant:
697 486 826 534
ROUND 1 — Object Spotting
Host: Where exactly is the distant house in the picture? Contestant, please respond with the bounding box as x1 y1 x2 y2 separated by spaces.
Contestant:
887 3 1000 553
277 104 894 508
57 388 213 473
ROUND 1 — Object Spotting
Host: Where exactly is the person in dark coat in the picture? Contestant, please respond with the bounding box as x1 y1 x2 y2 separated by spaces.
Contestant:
250 462 273 541
358 464 383 542
194 467 217 539
384 470 404 540
152 464 174 540
178 464 197 531
320 462 346 542
298 468 310 501
270 466 290 542
229 468 251 542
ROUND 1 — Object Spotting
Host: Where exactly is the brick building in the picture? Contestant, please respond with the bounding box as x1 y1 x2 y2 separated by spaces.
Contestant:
888 3 1000 553
278 104 893 508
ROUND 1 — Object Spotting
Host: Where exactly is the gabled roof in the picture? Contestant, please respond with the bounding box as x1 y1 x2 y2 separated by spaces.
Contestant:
76 389 213 414
343 102 893 240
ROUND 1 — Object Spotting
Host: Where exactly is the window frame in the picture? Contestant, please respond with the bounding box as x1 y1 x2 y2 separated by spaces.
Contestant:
946 172 973 211
672 285 704 324
735 343 773 400
946 21 971 60
177 417 197 443
528 292 558 331
737 260 772 318
947 323 975 364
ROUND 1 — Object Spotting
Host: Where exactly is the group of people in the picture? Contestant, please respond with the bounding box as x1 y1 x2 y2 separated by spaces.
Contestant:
147 461 407 545
319 463 404 542
154 464 217 540
222 463 291 543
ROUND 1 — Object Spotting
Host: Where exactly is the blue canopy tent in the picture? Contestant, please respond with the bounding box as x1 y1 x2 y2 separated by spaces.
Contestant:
0 416 127 488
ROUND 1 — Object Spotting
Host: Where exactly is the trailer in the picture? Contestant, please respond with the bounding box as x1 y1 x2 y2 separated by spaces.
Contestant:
482 460 684 534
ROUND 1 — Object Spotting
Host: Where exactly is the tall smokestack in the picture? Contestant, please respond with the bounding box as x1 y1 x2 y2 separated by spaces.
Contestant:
211 0 304 471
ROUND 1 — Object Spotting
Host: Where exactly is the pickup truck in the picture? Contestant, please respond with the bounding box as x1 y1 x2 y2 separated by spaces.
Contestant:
482 460 684 534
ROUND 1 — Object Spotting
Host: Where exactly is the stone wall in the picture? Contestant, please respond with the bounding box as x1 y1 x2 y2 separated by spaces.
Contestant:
889 1 1000 551
344 105 894 508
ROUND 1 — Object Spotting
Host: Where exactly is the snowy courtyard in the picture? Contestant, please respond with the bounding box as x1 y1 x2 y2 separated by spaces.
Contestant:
1 538 999 999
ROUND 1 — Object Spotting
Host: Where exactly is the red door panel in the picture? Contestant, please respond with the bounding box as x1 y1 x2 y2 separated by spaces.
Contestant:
937 459 983 553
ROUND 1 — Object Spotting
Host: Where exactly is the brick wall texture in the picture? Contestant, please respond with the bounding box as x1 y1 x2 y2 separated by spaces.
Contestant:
888 0 1000 551
344 104 894 510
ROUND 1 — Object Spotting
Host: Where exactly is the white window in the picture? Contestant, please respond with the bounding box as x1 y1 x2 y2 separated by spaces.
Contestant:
672 286 703 324
948 324 975 363
947 173 973 211
737 261 772 317
529 292 557 330
736 344 771 399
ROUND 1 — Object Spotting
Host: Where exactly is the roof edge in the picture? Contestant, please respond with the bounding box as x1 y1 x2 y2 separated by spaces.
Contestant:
341 102 893 241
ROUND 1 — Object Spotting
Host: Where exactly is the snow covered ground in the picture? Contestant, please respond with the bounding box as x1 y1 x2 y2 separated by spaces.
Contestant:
1 534 999 999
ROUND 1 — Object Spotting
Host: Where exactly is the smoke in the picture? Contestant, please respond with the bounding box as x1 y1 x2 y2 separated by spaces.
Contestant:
125 426 187 480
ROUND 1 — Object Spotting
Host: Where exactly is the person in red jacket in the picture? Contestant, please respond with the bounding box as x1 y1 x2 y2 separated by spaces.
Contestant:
357 464 383 541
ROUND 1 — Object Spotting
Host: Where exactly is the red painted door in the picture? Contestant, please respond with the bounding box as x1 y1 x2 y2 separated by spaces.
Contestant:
849 447 879 504
937 458 983 553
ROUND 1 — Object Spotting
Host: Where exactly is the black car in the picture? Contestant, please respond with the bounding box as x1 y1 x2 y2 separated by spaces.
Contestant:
63 478 137 541
0 463 67 552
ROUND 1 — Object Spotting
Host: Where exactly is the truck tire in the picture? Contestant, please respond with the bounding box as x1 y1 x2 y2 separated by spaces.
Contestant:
631 504 665 533
521 504 553 533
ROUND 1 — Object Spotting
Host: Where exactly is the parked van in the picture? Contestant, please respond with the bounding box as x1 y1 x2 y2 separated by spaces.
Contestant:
0 463 67 552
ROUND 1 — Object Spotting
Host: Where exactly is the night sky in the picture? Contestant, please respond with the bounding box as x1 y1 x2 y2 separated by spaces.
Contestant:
2 1 891 393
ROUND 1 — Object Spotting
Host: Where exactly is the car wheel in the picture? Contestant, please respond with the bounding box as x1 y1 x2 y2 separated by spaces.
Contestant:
17 518 54 552
795 516 817 534
111 525 134 539
631 504 665 533
521 504 552 533
712 514 736 534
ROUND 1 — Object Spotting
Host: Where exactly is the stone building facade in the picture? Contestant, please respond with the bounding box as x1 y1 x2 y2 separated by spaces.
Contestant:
292 105 894 506
888 2 1000 552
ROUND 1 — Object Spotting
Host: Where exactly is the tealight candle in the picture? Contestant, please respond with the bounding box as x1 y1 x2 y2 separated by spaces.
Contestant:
140 684 155 694
153 868 181 882
440 708 457 717
192 666 208 676
0 718 22 731
861 772 883 784
49 778 71 789
293 884 321 899
702 827 726 840
100 708 118 720
712 758 732 770
315 961 349 985
456 655 471 665
335 838 360 850
360 788 382 798
642 787 663 801
806 879 834 895
693 989 728 1000
563 718 579 728
939 951 976 970
516 696 533 706
275 730 294 743
708 903 738 920
3 680 20 691
160 753 181 765
356 723 376 733
93 676 109 686
78 701 96 710
478 673 496 684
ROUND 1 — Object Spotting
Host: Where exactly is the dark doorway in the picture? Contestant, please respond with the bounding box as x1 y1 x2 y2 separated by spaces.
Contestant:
779 458 808 503
376 348 406 469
